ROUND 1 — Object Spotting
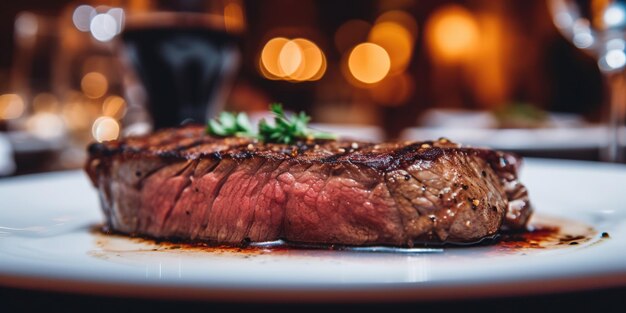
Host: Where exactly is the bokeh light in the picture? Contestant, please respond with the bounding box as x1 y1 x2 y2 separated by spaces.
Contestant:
107 8 125 31
425 5 480 63
368 21 414 73
309 53 327 81
348 43 391 84
72 5 96 32
260 37 326 81
289 38 326 81
90 13 118 42
102 95 127 119
26 112 65 139
14 12 38 39
0 94 25 120
375 10 418 40
92 116 120 142
81 72 109 99
224 2 245 33
260 37 290 79
279 40 303 76
603 3 626 28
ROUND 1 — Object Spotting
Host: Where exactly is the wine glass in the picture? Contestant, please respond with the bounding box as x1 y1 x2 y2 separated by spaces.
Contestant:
548 0 626 162
77 0 246 130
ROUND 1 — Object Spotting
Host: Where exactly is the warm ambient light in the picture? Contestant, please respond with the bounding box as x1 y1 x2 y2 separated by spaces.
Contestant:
375 10 418 39
224 2 245 33
102 95 127 119
0 94 25 120
348 43 391 84
260 37 326 81
62 100 91 131
32 93 59 112
279 40 303 76
425 5 480 63
260 37 290 79
26 112 65 139
368 21 414 74
15 12 38 39
290 38 326 81
334 19 371 53
369 72 414 106
81 72 109 99
92 116 120 142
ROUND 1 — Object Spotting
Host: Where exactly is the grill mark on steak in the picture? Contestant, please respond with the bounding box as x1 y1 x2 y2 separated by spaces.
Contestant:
225 158 266 242
320 142 370 163
240 158 269 241
122 128 195 153
156 138 213 159
161 160 198 229
186 159 226 240
200 160 238 239
138 161 191 233
210 161 236 198
86 125 533 246
261 159 289 240
175 138 211 153
135 163 171 189
193 158 220 177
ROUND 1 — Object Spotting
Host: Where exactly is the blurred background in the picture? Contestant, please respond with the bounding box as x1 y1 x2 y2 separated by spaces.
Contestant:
0 0 623 177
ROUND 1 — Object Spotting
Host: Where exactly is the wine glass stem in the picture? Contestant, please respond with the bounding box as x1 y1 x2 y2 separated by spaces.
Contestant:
604 72 626 163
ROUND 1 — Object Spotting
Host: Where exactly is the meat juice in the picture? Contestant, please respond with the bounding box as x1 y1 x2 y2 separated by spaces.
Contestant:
121 23 240 129
92 214 601 255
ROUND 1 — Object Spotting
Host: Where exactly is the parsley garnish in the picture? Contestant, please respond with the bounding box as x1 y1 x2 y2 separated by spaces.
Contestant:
206 111 254 137
206 103 336 144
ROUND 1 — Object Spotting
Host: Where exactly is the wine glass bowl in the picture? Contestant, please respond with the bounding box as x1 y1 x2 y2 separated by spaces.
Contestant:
550 0 626 70
109 0 246 130
549 0 626 162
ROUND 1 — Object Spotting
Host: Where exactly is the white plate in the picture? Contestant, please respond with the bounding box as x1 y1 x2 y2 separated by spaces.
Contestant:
1 159 626 301
400 126 626 151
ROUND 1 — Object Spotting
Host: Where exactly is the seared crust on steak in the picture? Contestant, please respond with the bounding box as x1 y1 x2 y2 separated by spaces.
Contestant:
85 125 533 246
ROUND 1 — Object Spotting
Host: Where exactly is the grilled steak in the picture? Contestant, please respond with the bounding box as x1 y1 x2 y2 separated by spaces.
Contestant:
85 125 532 246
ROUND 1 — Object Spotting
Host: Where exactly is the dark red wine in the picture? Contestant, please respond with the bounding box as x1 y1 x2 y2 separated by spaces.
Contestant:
121 25 240 129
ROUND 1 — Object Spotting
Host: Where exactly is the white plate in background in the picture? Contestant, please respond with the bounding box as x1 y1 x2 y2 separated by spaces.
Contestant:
401 126 623 150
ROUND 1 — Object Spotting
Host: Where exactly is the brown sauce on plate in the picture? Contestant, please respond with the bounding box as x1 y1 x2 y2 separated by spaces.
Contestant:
89 214 605 257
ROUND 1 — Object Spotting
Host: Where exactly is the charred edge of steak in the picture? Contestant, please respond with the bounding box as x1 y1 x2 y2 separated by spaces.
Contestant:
86 125 521 178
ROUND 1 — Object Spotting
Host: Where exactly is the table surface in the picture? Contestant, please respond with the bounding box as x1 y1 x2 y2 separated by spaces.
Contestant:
2 285 626 313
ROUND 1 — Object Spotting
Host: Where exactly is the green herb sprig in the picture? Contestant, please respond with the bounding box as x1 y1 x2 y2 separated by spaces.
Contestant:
206 111 254 137
206 103 336 145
